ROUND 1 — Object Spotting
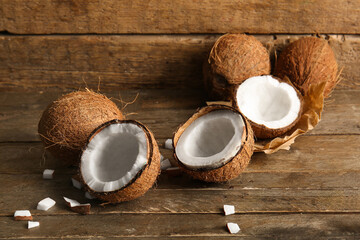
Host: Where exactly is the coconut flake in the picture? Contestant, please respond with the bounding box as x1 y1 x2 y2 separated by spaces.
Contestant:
223 205 235 215
160 154 164 161
160 158 172 170
227 223 240 234
28 221 40 229
71 177 83 190
164 139 173 149
63 197 91 215
85 192 96 200
14 210 32 221
42 169 54 179
37 197 56 211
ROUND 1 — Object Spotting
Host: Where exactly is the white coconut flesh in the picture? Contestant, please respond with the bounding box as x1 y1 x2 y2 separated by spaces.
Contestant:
236 75 301 129
175 110 245 170
81 123 148 192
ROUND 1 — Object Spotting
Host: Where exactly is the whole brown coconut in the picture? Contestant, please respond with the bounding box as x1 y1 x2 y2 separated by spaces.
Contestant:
38 91 124 165
274 37 338 97
203 34 271 99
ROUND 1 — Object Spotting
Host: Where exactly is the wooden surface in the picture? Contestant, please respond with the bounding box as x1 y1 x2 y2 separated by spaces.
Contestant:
1 0 360 239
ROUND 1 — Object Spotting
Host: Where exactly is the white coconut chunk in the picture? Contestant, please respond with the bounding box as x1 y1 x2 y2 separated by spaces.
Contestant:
37 197 56 211
63 197 90 207
42 169 54 179
160 154 164 161
175 110 244 169
160 158 172 170
71 177 83 189
227 222 241 234
14 210 32 220
28 221 40 229
164 139 173 149
85 192 96 200
223 205 235 215
81 123 148 192
236 75 301 129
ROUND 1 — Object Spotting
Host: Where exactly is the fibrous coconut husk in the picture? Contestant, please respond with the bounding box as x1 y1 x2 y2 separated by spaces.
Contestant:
274 36 338 98
173 105 254 182
204 34 270 99
38 90 124 165
80 119 161 203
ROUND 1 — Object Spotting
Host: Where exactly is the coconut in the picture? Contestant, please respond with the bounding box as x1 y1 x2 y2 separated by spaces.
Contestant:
232 75 303 139
38 90 124 165
203 34 271 99
274 36 338 97
79 119 161 203
173 105 254 182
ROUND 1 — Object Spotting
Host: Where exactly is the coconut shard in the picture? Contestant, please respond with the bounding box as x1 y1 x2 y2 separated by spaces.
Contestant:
203 34 271 99
79 119 161 203
173 105 254 182
38 91 124 165
232 75 303 139
274 36 338 97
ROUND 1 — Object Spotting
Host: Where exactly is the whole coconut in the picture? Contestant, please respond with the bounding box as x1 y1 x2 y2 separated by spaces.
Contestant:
203 34 271 99
274 37 338 97
38 91 124 165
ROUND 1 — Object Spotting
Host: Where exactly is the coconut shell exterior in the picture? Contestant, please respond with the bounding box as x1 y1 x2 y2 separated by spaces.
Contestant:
38 91 124 165
231 77 304 139
173 105 254 182
204 34 271 100
80 119 161 203
274 37 338 98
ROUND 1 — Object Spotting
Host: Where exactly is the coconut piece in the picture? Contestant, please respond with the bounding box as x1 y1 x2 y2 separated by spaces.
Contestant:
85 192 96 200
37 197 56 211
227 223 240 234
203 33 270 99
38 90 124 166
223 205 235 216
79 119 161 203
173 105 254 182
14 210 32 221
63 197 91 215
71 175 83 190
233 75 303 139
42 169 54 179
28 221 40 229
164 139 173 149
160 158 172 170
274 36 338 97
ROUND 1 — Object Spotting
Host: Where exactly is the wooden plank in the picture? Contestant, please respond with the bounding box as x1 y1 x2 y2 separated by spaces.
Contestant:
0 89 359 142
1 213 360 238
1 173 360 216
0 0 359 34
0 35 359 91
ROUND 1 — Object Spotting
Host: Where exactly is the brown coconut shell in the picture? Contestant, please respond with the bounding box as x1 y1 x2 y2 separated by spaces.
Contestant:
231 77 304 139
204 34 271 100
79 119 161 203
274 36 338 97
173 105 254 182
38 90 124 165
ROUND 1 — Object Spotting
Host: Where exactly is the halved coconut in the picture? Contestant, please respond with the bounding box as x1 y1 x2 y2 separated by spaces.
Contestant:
173 105 254 182
232 75 303 139
79 119 160 203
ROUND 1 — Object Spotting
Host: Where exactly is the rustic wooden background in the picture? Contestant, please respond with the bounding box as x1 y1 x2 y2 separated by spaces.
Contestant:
0 0 359 239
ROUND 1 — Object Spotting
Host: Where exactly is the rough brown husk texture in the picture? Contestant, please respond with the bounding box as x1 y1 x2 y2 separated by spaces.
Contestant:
204 33 270 99
80 119 161 203
38 90 124 165
274 37 338 98
232 77 304 139
173 105 254 182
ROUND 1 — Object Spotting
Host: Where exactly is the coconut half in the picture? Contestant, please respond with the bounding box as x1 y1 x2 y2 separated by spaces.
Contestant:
79 119 160 203
233 75 302 139
173 105 254 182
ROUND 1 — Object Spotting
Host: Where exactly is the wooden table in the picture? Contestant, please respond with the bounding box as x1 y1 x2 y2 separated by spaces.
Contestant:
0 1 359 239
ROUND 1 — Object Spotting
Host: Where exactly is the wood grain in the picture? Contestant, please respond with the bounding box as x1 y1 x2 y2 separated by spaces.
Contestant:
0 35 359 91
1 0 359 34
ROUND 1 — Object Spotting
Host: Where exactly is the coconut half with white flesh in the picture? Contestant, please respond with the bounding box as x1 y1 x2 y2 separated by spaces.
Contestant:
233 75 303 139
79 119 161 203
173 105 254 182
